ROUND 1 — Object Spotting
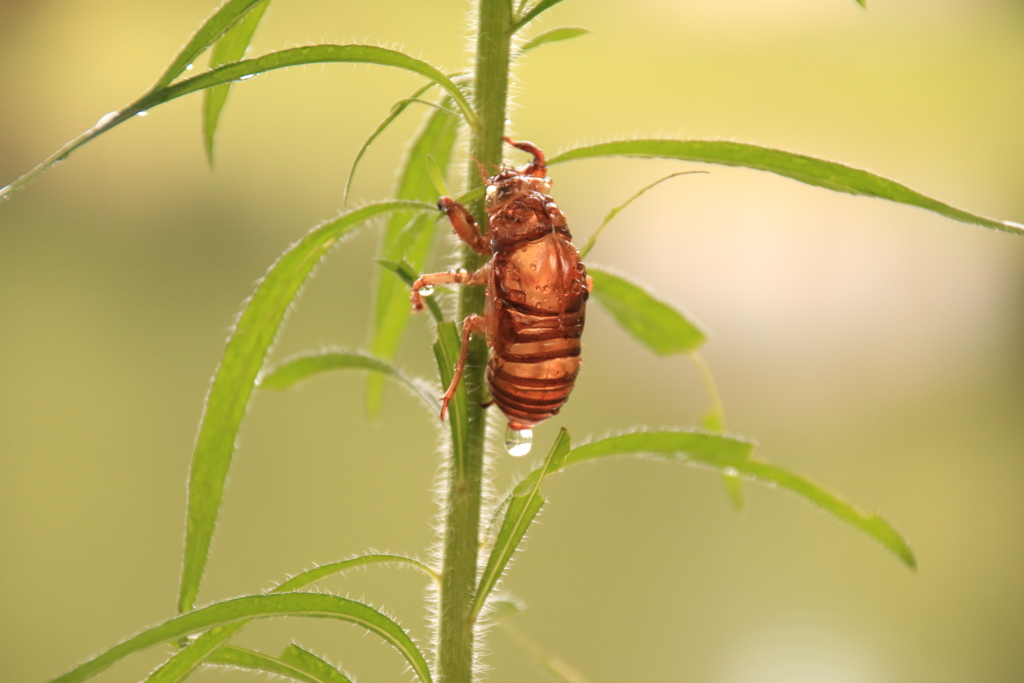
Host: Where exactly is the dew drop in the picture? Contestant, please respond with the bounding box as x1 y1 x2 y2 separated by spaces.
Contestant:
238 73 256 81
185 63 194 71
95 111 119 127
723 466 739 477
419 285 434 296
136 110 148 117
504 426 533 457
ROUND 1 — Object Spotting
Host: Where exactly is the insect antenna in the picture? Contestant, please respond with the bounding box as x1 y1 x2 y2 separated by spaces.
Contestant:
469 155 490 183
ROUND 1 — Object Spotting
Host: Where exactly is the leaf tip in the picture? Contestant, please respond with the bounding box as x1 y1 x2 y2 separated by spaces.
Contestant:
868 512 917 570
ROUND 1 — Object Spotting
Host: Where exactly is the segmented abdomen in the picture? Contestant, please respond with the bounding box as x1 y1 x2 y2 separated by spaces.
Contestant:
487 306 585 430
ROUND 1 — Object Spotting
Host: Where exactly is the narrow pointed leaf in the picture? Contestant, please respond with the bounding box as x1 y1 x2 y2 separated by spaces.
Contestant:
274 553 439 592
53 593 432 683
154 0 268 89
205 645 322 683
368 102 460 413
512 0 569 32
548 140 1024 236
425 155 452 197
151 552 436 682
280 645 354 683
343 82 438 205
487 599 524 621
580 170 704 258
588 266 706 355
473 429 572 619
569 430 916 568
258 349 438 413
202 0 271 163
1 45 473 199
178 200 433 616
519 27 590 53
159 45 477 129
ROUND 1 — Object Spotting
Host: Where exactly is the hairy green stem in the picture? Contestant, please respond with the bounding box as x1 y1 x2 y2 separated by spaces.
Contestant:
435 1 512 681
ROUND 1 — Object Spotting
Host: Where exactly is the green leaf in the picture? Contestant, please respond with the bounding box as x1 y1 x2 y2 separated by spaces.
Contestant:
258 348 439 413
209 645 357 683
486 599 524 621
519 27 590 53
1 45 474 200
2 0 270 199
279 645 354 683
425 154 452 197
368 102 461 413
512 0 569 32
433 322 469 469
53 593 432 683
569 430 917 568
489 606 592 683
205 645 323 683
580 170 704 259
472 429 572 619
202 0 271 164
150 553 436 683
274 553 439 591
587 266 706 355
178 200 433 616
548 139 1024 237
343 82 439 206
162 45 477 128
153 0 268 90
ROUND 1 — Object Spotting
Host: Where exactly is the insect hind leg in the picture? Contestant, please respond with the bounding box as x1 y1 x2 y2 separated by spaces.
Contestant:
440 313 488 421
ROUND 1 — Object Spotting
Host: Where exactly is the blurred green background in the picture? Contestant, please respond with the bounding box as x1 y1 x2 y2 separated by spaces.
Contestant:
2 0 1023 681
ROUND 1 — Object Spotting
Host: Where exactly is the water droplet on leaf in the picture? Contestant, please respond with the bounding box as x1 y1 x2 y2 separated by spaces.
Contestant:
95 111 119 127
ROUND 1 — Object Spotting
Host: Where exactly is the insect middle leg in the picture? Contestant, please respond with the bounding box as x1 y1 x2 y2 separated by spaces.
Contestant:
410 263 490 311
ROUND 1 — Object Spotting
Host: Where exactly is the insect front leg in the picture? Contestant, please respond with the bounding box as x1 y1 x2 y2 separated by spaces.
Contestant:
439 313 488 421
438 196 490 255
503 137 547 178
410 263 490 311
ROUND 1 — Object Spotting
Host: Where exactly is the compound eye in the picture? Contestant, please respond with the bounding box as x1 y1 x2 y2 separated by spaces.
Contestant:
485 184 497 196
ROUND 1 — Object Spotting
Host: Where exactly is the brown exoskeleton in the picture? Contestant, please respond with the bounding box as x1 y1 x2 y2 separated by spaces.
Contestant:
410 138 591 454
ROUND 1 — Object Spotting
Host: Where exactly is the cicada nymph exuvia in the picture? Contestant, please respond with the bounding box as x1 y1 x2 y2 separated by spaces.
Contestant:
411 138 591 456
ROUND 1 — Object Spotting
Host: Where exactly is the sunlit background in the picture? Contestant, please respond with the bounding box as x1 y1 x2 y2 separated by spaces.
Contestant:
1 0 1023 681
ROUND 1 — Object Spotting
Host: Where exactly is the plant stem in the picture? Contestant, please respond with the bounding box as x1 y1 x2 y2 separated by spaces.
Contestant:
435 0 512 681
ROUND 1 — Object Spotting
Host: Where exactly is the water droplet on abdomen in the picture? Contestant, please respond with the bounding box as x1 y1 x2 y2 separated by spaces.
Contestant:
504 426 533 457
